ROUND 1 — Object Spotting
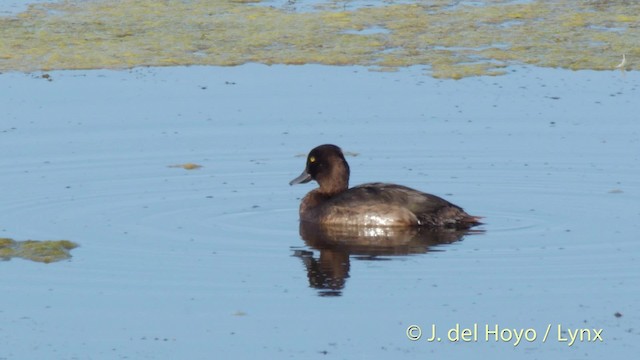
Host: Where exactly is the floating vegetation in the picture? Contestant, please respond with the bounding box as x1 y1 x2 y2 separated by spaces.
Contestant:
0 238 79 263
168 163 203 170
0 0 638 78
296 150 358 157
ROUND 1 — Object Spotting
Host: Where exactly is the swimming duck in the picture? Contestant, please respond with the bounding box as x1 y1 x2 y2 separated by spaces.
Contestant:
290 144 481 229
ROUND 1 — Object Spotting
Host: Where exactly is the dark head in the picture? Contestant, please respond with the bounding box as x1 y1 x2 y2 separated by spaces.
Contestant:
290 144 350 195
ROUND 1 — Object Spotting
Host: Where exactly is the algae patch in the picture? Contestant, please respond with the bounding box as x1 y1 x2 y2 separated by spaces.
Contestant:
0 238 78 263
0 0 638 78
168 163 203 170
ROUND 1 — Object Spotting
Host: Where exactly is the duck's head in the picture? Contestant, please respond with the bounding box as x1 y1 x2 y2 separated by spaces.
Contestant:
290 144 350 195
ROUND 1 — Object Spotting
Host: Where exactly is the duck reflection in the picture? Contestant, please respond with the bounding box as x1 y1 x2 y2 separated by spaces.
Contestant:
293 222 477 296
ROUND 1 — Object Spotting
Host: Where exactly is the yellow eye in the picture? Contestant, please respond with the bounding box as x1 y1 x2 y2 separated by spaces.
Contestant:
309 156 316 163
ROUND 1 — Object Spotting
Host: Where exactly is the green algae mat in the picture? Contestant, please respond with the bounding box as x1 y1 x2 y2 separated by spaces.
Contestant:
0 0 637 78
0 238 78 263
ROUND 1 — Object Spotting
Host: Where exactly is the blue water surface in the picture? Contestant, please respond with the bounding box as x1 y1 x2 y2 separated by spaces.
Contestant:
1 64 638 359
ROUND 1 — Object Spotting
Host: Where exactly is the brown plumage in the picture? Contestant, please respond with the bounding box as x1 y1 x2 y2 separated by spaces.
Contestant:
290 144 482 229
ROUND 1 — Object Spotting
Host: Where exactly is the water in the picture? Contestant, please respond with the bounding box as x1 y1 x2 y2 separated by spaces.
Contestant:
1 65 638 359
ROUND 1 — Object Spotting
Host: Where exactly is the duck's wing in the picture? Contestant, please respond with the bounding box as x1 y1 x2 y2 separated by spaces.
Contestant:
344 182 458 211
342 183 480 228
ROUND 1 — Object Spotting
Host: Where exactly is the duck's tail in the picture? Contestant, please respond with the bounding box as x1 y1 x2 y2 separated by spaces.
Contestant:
460 215 484 228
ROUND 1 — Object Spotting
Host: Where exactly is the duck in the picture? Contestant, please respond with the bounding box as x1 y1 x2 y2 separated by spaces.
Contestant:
290 144 482 229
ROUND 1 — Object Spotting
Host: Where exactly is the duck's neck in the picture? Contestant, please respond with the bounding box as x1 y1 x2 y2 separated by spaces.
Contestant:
318 161 349 196
319 177 348 196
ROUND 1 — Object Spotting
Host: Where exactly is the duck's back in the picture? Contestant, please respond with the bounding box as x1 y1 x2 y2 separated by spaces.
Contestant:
305 182 479 228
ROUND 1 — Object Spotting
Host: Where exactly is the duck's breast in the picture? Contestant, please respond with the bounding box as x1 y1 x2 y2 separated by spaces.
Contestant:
300 184 421 226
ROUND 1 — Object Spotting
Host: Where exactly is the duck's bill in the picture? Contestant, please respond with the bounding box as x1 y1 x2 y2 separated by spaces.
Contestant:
289 170 312 185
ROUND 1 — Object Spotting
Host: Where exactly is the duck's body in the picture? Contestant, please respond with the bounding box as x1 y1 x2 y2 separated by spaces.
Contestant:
290 144 482 229
300 182 479 228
